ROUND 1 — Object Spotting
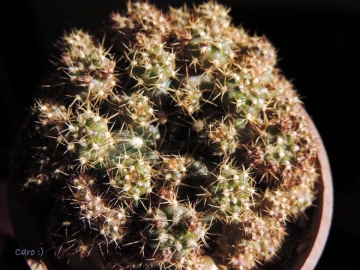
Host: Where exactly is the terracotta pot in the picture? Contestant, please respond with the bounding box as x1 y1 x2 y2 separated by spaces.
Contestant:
291 109 333 270
8 107 333 270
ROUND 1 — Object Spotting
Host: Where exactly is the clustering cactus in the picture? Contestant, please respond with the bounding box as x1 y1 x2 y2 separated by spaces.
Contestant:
16 1 318 269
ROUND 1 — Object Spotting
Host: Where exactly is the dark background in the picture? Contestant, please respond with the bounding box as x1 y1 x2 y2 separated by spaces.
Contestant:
1 0 359 269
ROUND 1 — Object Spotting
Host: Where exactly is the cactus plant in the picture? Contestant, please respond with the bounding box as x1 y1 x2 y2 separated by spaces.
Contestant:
10 1 322 269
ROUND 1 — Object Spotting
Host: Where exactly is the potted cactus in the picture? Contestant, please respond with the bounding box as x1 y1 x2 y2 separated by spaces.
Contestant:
9 1 332 269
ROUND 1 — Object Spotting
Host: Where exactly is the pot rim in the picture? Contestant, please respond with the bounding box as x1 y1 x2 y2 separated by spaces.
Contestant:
297 110 333 270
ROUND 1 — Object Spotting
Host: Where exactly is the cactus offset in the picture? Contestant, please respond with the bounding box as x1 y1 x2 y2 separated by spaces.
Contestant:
16 1 318 269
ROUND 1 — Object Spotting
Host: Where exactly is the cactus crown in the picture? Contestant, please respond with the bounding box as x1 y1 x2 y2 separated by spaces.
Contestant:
18 1 318 269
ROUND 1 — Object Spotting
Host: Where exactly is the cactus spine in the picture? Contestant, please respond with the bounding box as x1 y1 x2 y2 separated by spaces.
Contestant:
17 1 318 269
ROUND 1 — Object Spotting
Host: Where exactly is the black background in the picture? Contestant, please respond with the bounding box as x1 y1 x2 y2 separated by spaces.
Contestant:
1 0 359 269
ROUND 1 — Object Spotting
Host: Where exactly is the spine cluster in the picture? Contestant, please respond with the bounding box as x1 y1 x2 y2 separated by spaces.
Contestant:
19 1 318 269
